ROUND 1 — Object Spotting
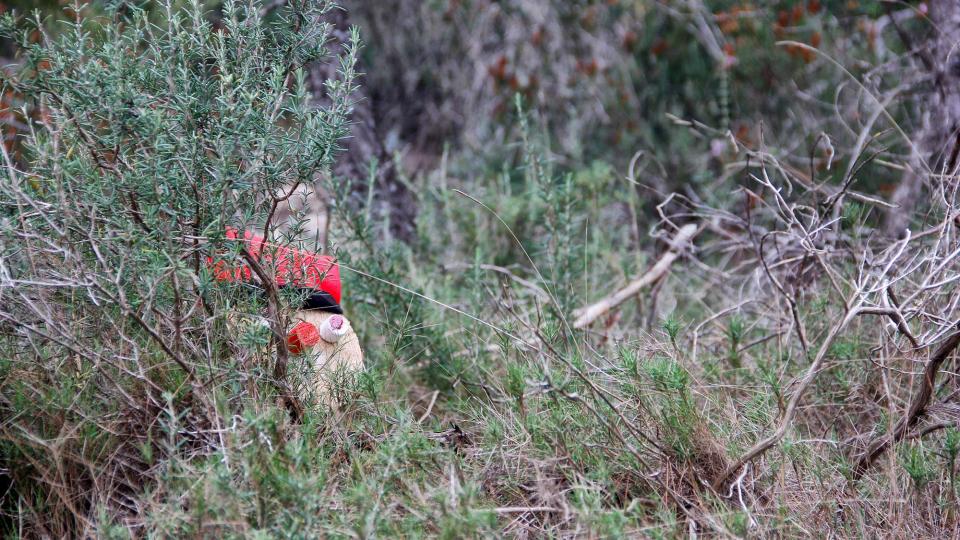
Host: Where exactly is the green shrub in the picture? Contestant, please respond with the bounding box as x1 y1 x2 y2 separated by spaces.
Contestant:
0 0 357 535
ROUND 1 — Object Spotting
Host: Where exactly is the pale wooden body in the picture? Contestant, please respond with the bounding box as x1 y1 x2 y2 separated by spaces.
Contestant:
293 310 364 403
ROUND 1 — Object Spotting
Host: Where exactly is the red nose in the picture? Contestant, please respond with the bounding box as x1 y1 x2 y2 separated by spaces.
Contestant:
287 321 320 354
328 315 344 330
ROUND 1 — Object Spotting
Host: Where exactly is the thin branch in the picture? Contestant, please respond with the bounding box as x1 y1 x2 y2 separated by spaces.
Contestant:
238 245 303 421
572 223 699 328
712 299 862 490
851 324 960 481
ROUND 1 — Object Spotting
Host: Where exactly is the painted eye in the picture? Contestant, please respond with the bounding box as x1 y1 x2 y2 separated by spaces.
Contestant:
287 321 320 354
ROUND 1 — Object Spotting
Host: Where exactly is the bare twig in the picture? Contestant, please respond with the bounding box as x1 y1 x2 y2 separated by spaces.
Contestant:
238 246 303 421
417 390 439 423
494 506 561 514
712 299 862 491
572 223 699 328
851 324 960 481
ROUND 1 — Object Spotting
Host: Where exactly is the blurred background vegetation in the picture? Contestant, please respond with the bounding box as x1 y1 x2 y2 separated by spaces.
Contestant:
3 0 929 214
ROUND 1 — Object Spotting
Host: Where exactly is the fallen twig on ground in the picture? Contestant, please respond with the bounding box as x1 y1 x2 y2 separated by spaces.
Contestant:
572 223 699 329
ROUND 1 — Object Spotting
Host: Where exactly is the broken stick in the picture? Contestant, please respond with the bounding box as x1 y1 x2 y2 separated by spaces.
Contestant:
572 223 699 329
851 325 960 481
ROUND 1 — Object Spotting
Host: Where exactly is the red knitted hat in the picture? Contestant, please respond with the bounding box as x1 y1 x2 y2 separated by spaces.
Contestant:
208 227 342 312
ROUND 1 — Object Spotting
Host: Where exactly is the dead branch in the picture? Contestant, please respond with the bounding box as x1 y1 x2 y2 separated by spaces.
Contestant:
851 324 960 481
572 223 699 329
239 246 304 421
712 299 862 491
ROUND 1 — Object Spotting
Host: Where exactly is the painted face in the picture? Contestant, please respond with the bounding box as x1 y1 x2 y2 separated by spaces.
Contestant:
287 314 351 354
286 310 365 402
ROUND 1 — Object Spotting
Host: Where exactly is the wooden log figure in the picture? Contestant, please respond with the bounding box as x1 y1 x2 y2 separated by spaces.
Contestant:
209 228 364 404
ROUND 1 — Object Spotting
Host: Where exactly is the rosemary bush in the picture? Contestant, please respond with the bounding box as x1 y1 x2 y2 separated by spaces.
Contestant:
0 0 356 535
